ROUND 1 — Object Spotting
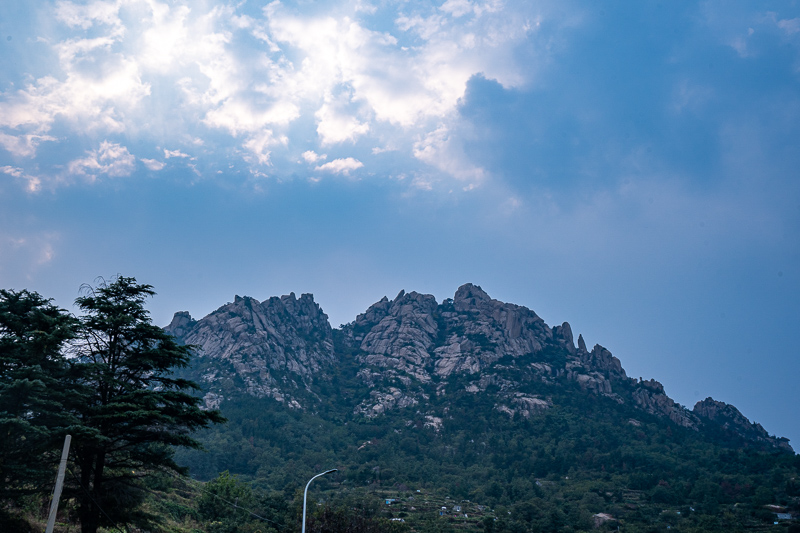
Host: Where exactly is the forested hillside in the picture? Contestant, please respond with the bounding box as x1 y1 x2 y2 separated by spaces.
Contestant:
3 282 798 533
167 284 800 533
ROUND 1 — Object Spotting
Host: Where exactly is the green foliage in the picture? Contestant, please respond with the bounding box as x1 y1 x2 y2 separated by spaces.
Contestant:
66 276 225 533
198 471 257 532
307 504 410 533
4 278 800 532
0 277 226 533
174 347 800 533
0 289 78 500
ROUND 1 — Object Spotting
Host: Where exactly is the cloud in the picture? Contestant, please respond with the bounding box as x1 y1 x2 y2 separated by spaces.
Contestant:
242 130 287 166
413 125 486 185
2 165 43 193
315 157 364 175
0 32 151 153
302 150 326 163
0 132 58 158
776 17 800 35
0 232 58 280
141 158 165 171
315 100 370 146
68 141 136 179
0 0 549 186
164 149 191 159
55 0 124 31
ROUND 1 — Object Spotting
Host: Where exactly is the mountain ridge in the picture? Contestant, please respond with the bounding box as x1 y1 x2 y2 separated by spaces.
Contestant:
165 283 792 454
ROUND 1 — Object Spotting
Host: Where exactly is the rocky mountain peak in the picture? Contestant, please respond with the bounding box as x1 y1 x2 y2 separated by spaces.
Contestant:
165 311 196 339
693 398 793 452
165 283 791 452
453 283 491 311
553 322 577 355
355 290 440 384
577 333 587 353
168 292 334 408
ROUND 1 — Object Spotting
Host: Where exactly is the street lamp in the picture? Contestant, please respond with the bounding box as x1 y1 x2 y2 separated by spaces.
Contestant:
302 469 338 533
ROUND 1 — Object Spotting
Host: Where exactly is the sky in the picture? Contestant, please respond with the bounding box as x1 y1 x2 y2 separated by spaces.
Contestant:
1 0 799 449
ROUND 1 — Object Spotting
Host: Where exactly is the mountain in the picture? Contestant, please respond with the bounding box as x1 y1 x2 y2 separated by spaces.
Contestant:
166 292 334 409
165 283 791 454
166 283 799 532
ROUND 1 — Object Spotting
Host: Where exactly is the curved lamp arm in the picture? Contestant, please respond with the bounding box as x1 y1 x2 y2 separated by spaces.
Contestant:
302 469 338 533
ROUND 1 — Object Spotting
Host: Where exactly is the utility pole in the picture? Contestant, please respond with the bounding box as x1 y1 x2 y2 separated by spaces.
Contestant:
45 434 71 533
302 469 338 533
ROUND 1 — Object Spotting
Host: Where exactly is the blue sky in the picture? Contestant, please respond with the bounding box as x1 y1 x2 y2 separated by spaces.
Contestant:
1 0 799 448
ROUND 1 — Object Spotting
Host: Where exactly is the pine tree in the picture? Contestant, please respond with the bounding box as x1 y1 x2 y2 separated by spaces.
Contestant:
0 289 78 500
69 277 225 533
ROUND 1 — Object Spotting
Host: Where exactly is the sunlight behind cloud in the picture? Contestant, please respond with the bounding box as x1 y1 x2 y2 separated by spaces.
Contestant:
0 0 543 189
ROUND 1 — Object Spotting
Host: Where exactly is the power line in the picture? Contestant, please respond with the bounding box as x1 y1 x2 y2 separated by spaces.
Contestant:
67 467 127 533
63 465 290 531
161 469 290 530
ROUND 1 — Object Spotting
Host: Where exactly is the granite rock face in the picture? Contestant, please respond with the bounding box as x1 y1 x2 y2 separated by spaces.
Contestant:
693 398 793 452
435 283 552 377
632 379 698 428
343 283 552 383
352 290 440 383
165 292 334 407
341 283 557 415
163 283 791 452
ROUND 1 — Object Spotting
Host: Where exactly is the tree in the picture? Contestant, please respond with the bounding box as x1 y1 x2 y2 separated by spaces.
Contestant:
198 471 258 533
0 289 78 500
68 276 225 533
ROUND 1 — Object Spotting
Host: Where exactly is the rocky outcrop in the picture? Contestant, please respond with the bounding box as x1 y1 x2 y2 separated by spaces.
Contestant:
163 282 791 452
496 393 552 418
166 311 196 338
434 284 552 377
553 322 576 355
564 342 625 400
352 290 439 383
354 387 420 418
694 398 793 452
165 292 334 407
581 344 625 378
577 334 587 353
632 379 697 429
343 283 553 385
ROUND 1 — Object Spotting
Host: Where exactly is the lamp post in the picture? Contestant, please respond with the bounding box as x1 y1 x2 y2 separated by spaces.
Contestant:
302 469 338 533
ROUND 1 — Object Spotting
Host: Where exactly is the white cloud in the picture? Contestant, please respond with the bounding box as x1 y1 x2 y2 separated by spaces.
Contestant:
242 130 286 165
440 0 502 18
55 0 124 31
68 141 136 179
315 157 364 175
141 158 165 171
777 17 800 35
2 165 43 193
0 0 545 186
263 1 534 127
413 125 486 185
0 231 61 282
315 100 370 146
0 36 150 156
302 150 326 163
440 0 475 18
164 149 191 159
411 174 434 191
138 4 192 72
203 99 300 136
0 132 57 158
